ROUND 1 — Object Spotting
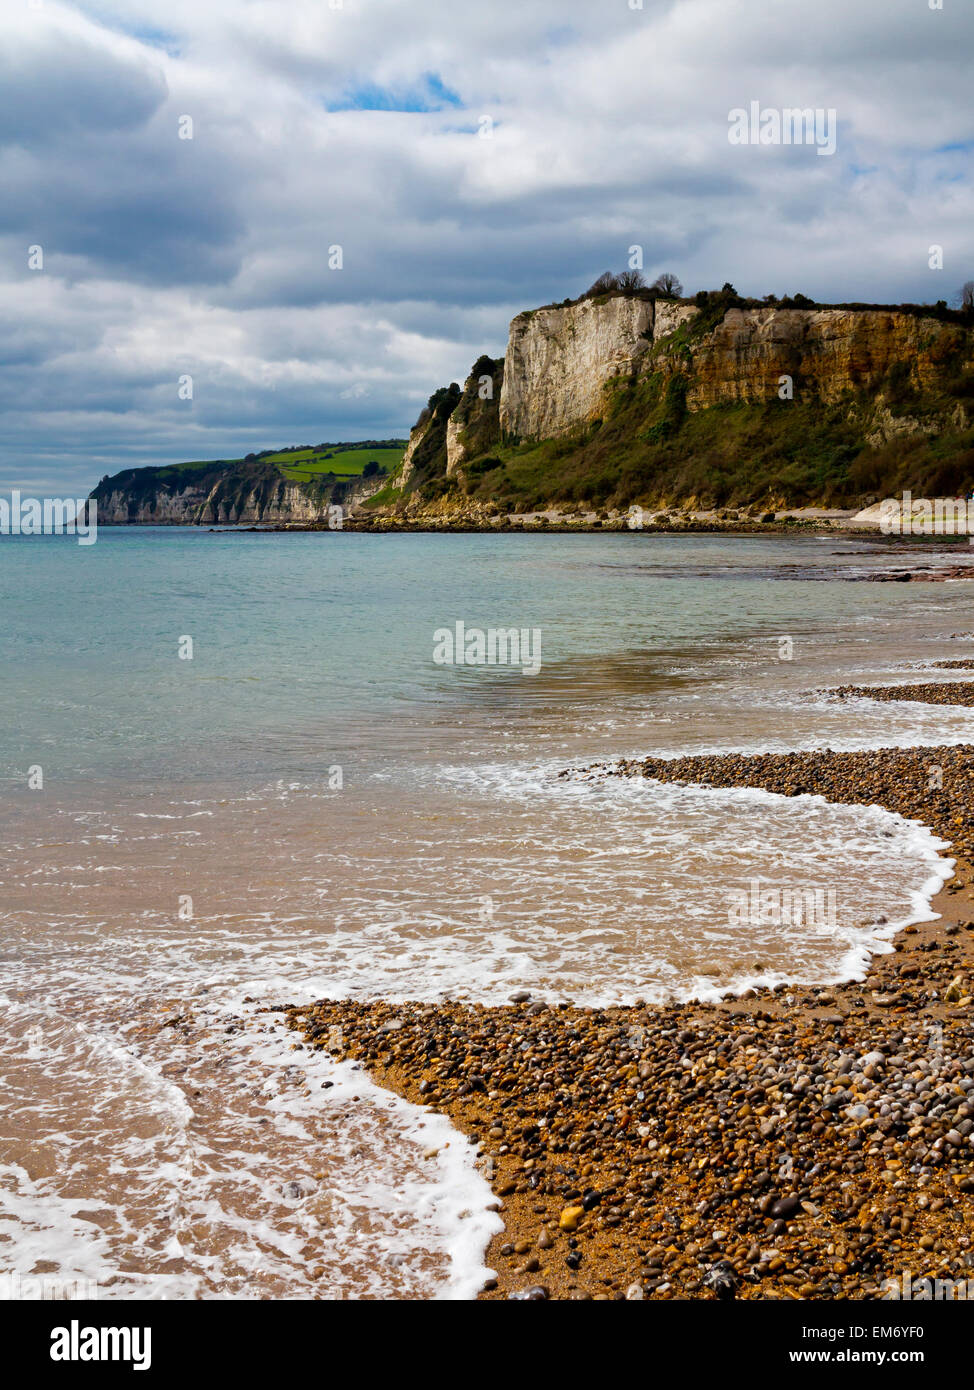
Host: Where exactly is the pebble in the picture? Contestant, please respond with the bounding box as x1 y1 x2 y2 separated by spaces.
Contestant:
559 1206 585 1232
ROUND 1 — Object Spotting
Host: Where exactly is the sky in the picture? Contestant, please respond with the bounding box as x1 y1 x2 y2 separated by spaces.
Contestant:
2 0 973 496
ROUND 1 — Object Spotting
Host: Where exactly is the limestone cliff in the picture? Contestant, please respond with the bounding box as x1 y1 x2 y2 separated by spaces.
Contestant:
395 286 973 513
495 297 968 429
91 452 392 525
500 295 656 439
446 357 504 474
93 286 974 525
97 477 335 525
680 307 968 409
399 420 430 490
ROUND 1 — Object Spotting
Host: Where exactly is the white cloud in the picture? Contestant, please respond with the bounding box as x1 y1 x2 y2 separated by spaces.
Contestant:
1 0 972 493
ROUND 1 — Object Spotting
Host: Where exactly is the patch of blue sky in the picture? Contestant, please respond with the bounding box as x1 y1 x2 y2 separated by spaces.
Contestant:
545 26 578 48
933 140 974 155
328 72 463 113
130 25 179 51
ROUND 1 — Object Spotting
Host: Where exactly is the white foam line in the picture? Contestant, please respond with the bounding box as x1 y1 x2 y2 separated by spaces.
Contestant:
189 992 503 1301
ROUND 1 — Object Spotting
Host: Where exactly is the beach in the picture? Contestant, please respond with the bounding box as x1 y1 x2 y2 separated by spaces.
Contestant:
286 698 974 1300
7 0 974 1352
3 528 974 1300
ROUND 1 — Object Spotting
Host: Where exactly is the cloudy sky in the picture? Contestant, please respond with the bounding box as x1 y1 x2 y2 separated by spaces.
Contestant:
2 0 973 496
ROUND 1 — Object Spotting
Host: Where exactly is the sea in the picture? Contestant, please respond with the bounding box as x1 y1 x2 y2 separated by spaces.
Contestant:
1 527 973 1299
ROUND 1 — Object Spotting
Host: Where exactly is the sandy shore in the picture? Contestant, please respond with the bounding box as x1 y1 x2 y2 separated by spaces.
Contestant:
285 686 974 1301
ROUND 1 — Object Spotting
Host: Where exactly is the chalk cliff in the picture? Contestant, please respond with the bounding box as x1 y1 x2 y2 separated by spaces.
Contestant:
396 286 972 512
499 296 657 439
683 307 967 409
91 455 388 525
91 285 974 523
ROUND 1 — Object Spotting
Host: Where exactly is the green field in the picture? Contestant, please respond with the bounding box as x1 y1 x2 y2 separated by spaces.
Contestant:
269 445 405 480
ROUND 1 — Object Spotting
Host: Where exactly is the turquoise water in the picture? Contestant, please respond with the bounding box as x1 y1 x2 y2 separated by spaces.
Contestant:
1 527 973 1299
1 527 973 786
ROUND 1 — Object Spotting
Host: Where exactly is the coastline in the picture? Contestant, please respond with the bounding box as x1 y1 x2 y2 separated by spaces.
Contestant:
285 690 974 1301
218 516 974 547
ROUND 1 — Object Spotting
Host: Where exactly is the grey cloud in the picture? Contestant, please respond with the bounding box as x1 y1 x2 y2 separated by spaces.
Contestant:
0 21 167 143
0 0 971 496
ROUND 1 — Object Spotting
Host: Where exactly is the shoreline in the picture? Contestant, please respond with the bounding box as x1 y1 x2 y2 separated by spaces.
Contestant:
95 514 974 541
285 689 974 1301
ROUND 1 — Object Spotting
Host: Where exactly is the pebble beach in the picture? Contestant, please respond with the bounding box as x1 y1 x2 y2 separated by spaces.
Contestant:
286 680 974 1301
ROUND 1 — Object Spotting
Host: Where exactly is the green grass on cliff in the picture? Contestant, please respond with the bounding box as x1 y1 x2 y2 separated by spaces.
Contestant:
361 482 404 508
455 367 974 511
267 444 405 480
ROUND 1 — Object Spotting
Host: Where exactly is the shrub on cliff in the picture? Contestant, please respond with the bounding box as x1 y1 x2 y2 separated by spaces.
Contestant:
643 374 689 442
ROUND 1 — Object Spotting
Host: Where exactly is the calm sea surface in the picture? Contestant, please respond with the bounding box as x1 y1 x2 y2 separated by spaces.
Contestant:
1 528 973 1298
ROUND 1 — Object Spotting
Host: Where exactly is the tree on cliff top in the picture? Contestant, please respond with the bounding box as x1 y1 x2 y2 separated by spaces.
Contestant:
414 382 462 431
469 354 499 379
651 272 683 297
617 269 647 292
586 271 619 295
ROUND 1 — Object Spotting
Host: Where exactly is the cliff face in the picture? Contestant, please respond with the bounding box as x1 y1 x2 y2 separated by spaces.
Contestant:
495 298 969 431
95 289 974 525
396 290 973 513
398 421 429 490
682 307 968 409
499 295 656 439
96 480 332 525
446 357 504 474
92 457 387 524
